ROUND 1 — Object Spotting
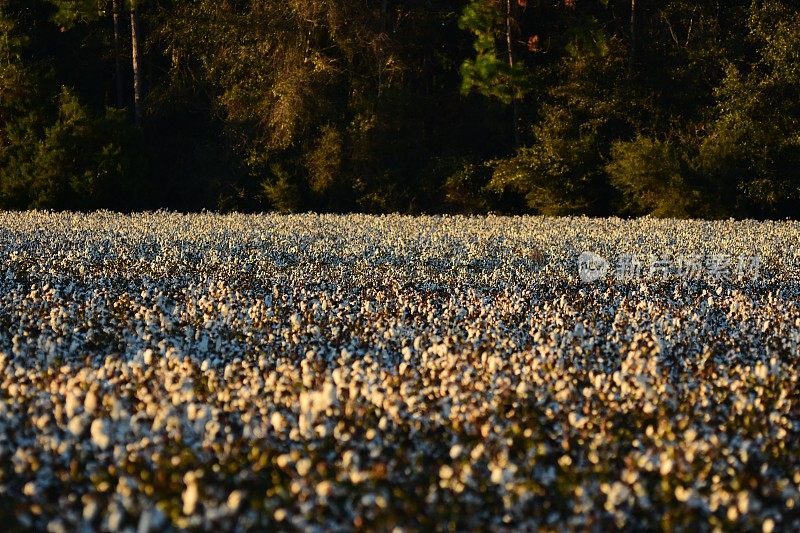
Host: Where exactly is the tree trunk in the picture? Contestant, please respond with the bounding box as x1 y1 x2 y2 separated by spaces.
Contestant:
130 0 143 127
506 0 520 148
112 0 124 108
630 0 638 71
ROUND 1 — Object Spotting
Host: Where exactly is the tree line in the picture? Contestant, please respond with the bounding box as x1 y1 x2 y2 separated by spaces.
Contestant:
1 0 799 218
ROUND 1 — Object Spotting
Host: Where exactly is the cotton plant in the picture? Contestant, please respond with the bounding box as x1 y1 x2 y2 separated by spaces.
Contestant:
0 212 797 531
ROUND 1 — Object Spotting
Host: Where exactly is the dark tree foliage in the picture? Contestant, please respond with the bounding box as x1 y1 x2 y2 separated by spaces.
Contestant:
1 0 798 218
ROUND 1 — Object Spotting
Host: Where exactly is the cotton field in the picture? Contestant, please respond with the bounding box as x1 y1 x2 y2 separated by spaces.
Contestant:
0 211 799 532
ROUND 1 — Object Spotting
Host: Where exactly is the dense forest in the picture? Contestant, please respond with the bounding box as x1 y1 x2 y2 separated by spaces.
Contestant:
1 0 799 217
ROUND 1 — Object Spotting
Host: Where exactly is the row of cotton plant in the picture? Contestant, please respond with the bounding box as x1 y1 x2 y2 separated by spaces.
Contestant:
0 211 798 531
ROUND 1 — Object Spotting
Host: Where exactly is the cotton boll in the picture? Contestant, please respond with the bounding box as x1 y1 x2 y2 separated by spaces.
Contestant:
0 212 798 529
182 471 201 516
90 418 111 450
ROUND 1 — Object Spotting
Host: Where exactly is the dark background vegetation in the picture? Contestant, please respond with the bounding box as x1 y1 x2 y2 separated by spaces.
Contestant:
1 0 799 218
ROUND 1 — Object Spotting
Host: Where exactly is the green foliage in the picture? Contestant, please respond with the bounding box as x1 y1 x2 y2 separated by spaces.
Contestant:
698 1 800 217
1 0 800 218
563 16 609 59
261 164 301 214
159 0 463 212
305 125 344 197
1 1 143 210
458 0 531 104
433 157 493 214
489 47 632 215
0 87 143 209
0 6 35 120
606 136 697 218
48 0 105 27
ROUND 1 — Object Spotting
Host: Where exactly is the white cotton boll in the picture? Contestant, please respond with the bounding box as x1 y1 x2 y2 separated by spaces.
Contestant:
90 418 111 450
299 391 313 415
660 457 674 476
370 389 385 409
295 458 312 476
182 472 200 515
23 482 37 497
332 367 346 387
439 465 454 480
83 498 99 522
449 444 463 459
313 380 337 414
490 465 505 484
84 391 99 414
737 491 750 514
227 490 244 512
68 414 88 437
271 412 286 433
568 412 587 429
65 391 82 418
298 412 312 436
316 480 333 499
34 414 51 431
413 336 424 352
